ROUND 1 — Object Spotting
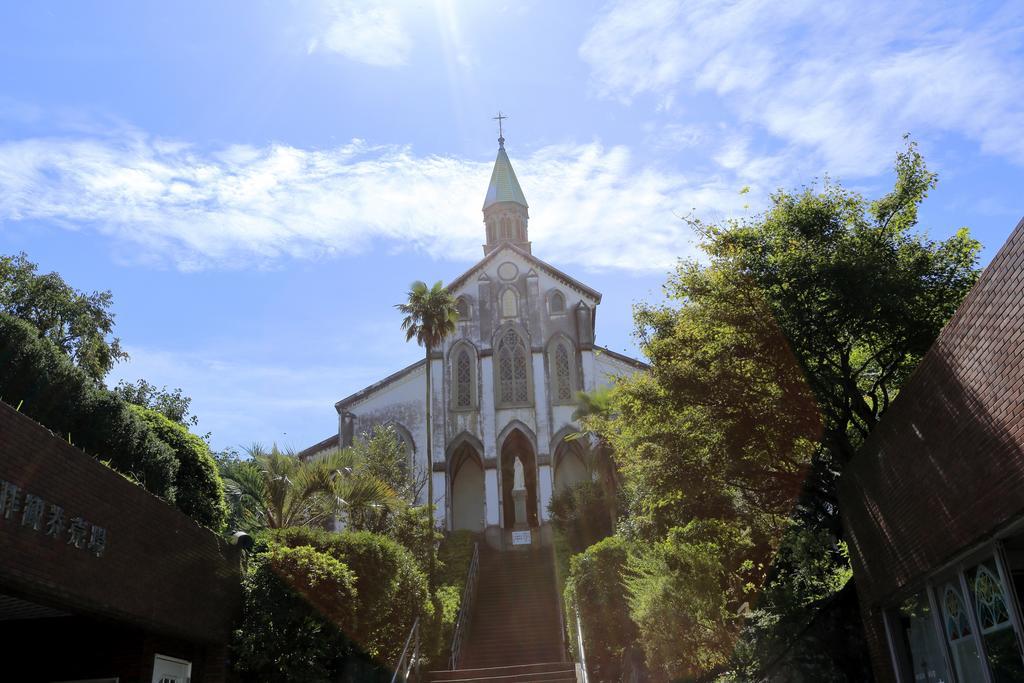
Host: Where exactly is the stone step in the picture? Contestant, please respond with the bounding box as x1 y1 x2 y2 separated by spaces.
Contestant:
430 672 574 683
461 653 564 669
428 662 574 682
467 631 558 641
457 547 564 672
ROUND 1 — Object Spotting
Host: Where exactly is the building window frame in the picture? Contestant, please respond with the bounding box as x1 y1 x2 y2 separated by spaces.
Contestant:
500 287 519 319
548 289 566 315
456 295 472 322
547 335 577 405
449 341 478 412
883 541 1024 683
494 326 533 408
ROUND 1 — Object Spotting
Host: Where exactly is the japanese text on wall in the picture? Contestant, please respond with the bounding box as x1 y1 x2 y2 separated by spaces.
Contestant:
0 479 107 557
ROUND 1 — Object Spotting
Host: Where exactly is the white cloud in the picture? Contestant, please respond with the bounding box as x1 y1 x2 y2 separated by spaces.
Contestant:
0 127 763 273
581 0 1024 175
108 344 372 450
108 311 429 450
311 1 411 67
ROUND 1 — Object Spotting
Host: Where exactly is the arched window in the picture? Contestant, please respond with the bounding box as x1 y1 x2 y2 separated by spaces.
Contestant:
501 217 513 240
554 343 573 401
456 296 470 320
942 582 986 681
549 290 565 314
943 585 972 642
450 344 476 410
455 349 472 408
501 288 518 318
497 329 530 405
377 422 415 479
973 565 1011 632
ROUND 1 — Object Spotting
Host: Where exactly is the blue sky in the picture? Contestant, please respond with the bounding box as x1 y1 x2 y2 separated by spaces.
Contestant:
1 1 1023 451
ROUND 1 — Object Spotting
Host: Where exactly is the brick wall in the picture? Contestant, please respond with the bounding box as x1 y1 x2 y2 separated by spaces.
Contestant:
839 216 1024 679
0 400 240 645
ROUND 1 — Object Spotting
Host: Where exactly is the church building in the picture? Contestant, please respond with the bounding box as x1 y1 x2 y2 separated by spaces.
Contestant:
302 135 645 548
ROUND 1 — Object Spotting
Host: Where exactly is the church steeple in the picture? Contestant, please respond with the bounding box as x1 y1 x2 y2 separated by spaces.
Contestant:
483 122 530 255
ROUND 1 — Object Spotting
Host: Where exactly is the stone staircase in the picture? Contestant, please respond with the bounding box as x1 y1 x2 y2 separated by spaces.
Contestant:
428 546 573 683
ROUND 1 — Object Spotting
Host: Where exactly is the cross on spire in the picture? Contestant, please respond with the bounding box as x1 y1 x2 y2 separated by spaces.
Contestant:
493 111 508 147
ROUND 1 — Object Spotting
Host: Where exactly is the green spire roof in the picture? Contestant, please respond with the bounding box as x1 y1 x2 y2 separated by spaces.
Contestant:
482 141 528 210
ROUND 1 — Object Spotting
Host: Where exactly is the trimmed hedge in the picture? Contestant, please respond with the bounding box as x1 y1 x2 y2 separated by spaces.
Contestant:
132 405 228 531
267 526 430 664
0 313 179 501
234 544 358 681
565 535 637 683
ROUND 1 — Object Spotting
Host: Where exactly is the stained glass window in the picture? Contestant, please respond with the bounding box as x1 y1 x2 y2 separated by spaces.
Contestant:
555 343 572 401
456 350 472 408
943 582 986 681
498 329 529 404
974 565 1011 632
966 558 1024 680
944 586 971 641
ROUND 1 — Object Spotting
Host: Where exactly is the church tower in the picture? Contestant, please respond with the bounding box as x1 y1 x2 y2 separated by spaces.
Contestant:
482 134 530 255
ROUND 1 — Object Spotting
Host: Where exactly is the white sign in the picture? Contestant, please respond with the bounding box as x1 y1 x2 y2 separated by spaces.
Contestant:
511 530 532 545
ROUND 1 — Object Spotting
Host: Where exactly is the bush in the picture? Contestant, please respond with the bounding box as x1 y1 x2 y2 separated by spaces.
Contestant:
233 544 358 681
724 528 869 681
0 313 179 501
437 529 477 588
565 535 637 683
548 480 613 553
625 520 755 680
428 530 479 665
267 526 430 664
386 504 441 577
132 405 228 531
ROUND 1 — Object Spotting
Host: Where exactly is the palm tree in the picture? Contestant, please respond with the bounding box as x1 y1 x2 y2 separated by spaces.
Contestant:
222 445 399 532
395 280 458 580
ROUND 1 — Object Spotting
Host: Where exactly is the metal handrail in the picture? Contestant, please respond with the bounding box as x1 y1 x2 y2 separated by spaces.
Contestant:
391 616 421 683
574 602 590 683
449 542 481 670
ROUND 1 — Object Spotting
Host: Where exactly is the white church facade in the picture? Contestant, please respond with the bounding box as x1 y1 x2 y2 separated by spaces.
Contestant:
302 136 645 548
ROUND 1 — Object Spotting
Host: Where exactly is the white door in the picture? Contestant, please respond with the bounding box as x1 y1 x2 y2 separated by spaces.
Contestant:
151 655 191 683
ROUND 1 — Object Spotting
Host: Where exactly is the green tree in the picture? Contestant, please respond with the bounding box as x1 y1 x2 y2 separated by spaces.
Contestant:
0 252 127 380
575 141 980 679
349 425 427 507
625 520 755 680
695 139 979 470
548 480 614 554
114 378 199 427
131 405 228 531
233 544 359 681
395 279 458 583
0 313 179 501
268 526 431 664
582 258 820 543
565 535 637 682
221 445 399 532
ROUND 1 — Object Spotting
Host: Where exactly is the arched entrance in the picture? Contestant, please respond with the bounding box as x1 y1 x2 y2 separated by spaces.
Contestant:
450 442 484 531
553 438 589 493
500 428 538 528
